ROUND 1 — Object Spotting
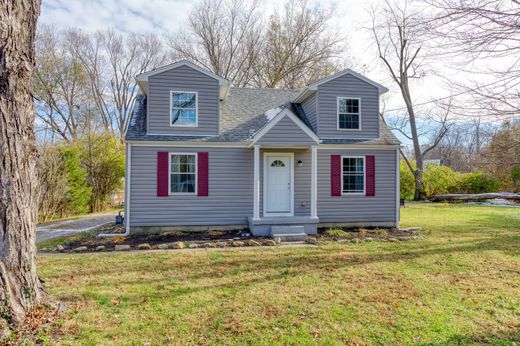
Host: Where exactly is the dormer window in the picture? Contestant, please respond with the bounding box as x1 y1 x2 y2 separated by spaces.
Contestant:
171 91 198 127
337 97 360 130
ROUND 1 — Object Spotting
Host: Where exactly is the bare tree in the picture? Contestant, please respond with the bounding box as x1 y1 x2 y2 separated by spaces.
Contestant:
33 25 90 142
426 0 520 119
65 28 167 137
0 0 50 336
169 0 262 87
252 0 343 88
371 0 450 200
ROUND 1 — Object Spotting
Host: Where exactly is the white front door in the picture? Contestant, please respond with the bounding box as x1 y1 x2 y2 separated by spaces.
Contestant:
264 154 293 216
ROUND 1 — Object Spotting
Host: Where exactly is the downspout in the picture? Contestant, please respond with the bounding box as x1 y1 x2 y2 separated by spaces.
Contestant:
99 143 131 237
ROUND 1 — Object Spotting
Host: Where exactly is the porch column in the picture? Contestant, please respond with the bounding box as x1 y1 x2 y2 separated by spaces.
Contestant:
311 145 318 219
253 144 260 219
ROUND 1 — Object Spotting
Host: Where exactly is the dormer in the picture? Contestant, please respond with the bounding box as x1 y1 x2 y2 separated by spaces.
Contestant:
294 69 388 140
136 60 230 136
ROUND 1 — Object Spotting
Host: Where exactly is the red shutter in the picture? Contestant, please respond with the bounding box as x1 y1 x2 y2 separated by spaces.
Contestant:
157 152 169 197
197 152 209 196
331 155 341 196
366 155 375 197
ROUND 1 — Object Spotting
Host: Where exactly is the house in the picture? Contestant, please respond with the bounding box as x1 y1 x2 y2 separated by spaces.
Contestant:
124 60 400 239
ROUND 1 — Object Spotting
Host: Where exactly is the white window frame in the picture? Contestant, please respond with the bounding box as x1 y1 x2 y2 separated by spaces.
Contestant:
341 155 365 195
168 152 198 195
170 91 198 127
337 97 361 131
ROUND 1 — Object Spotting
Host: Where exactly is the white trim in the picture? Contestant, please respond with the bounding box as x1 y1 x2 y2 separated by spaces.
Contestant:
168 152 198 196
126 141 248 148
253 145 260 220
318 144 399 150
263 152 294 217
396 148 400 228
341 155 366 195
251 108 320 145
170 90 198 128
311 145 318 219
337 97 361 131
136 60 229 85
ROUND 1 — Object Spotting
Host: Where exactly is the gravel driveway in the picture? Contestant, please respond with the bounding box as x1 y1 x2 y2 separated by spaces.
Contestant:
36 213 116 243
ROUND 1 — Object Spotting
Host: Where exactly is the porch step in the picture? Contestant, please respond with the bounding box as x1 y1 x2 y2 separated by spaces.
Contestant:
270 225 307 242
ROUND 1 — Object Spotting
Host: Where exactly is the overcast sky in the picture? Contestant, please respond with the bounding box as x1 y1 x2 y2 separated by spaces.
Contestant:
39 0 454 118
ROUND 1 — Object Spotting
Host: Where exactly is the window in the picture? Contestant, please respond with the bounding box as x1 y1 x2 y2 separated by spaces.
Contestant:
270 160 285 167
338 98 360 129
342 157 364 194
171 91 197 127
170 154 197 194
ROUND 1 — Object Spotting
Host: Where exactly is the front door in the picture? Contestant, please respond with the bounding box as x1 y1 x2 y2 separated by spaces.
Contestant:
264 154 293 216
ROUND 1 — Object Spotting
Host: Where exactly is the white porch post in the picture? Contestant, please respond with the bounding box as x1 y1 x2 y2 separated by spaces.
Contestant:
311 145 318 219
253 144 260 219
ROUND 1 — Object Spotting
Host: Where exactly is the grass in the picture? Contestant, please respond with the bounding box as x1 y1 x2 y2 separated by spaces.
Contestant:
34 203 520 345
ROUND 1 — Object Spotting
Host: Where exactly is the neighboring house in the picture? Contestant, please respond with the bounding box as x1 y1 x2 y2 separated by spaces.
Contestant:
125 60 400 239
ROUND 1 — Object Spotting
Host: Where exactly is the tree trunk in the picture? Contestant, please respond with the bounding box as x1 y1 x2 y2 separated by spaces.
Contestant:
0 0 47 335
413 169 426 201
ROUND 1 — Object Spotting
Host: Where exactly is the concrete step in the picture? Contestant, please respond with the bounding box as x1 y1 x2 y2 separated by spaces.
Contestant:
271 225 307 242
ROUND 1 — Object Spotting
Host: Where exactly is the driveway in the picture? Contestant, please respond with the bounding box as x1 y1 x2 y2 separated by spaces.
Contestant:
36 213 115 243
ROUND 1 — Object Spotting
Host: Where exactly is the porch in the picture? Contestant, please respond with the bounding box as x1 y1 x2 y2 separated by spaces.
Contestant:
249 143 319 239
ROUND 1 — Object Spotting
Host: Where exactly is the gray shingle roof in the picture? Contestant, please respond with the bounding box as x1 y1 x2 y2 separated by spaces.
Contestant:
125 87 400 145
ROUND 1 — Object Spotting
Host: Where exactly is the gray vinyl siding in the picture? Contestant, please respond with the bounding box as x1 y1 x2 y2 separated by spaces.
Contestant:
129 146 253 226
317 149 397 223
317 73 379 139
300 93 318 132
147 65 219 135
256 116 317 145
259 149 311 217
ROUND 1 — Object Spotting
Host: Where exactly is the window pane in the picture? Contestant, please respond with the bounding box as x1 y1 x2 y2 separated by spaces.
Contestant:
342 157 364 193
339 113 359 129
172 92 196 108
339 98 347 113
171 154 195 173
170 173 195 193
171 109 197 126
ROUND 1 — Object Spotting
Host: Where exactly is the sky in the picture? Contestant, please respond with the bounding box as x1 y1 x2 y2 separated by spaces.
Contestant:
39 0 478 145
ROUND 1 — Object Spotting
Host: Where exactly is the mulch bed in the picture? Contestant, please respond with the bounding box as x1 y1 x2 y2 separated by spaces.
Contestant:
39 224 423 254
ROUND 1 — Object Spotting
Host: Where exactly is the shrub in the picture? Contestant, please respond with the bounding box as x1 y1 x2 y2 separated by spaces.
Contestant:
512 165 520 192
60 145 92 215
400 160 415 200
323 228 351 238
459 171 500 194
422 164 461 198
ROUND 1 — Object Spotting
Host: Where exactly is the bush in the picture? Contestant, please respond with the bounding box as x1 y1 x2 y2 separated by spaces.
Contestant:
512 165 520 192
400 160 415 200
323 228 351 238
422 164 461 198
459 171 500 194
61 145 92 215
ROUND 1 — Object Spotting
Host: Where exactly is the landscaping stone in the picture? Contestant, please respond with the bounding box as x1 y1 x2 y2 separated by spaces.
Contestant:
115 244 131 251
387 238 398 242
157 244 169 250
306 237 318 245
401 227 422 232
203 242 216 248
365 237 374 242
95 245 105 251
214 242 226 248
273 237 281 244
41 248 50 252
171 241 185 249
56 244 65 252
138 243 151 250
188 243 199 249
73 246 88 252
247 239 261 247
264 240 277 246
231 240 245 247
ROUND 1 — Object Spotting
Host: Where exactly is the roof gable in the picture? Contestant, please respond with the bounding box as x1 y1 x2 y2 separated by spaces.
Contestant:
252 108 320 145
293 69 388 103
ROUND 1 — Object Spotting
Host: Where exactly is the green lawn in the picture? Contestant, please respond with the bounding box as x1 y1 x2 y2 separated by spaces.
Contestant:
36 203 520 345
